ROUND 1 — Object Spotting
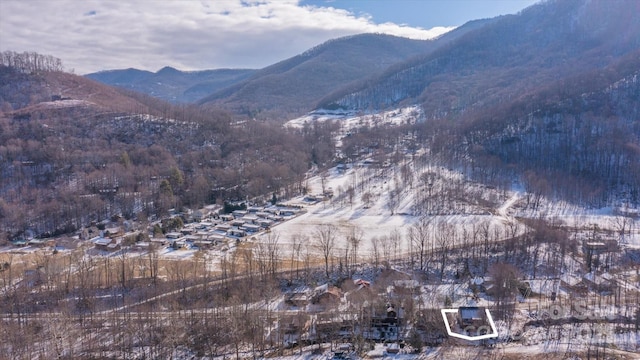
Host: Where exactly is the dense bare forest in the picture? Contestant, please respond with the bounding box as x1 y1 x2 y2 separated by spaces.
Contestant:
317 0 640 209
0 55 337 242
429 53 640 207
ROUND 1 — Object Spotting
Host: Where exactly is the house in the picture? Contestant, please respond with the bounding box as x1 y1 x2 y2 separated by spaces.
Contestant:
264 207 281 215
193 240 215 249
311 313 355 340
195 231 209 239
94 237 111 249
132 242 150 251
12 240 27 247
215 223 231 232
354 278 371 289
324 188 334 198
362 158 380 167
94 237 121 251
240 224 261 233
311 284 341 309
583 240 618 271
232 210 248 218
27 238 47 247
107 241 122 251
441 306 498 341
363 302 401 341
184 234 199 242
345 279 374 306
242 215 259 224
165 232 182 240
459 307 484 328
197 221 213 230
280 208 299 217
150 238 168 247
255 211 271 218
220 214 234 222
104 226 122 237
180 228 194 235
207 234 226 243
280 313 310 346
285 291 311 308
304 194 323 203
170 238 186 249
230 219 245 227
257 219 273 228
227 229 246 238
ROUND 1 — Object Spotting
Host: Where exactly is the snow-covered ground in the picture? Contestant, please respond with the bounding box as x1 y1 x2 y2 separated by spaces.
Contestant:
235 105 640 268
36 99 94 108
285 106 423 131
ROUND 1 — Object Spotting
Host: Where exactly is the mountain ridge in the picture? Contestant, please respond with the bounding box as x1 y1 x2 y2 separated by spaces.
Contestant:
85 67 256 103
318 0 640 114
197 22 497 118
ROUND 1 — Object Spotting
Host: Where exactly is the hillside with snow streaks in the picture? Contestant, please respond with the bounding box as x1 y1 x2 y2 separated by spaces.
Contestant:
272 106 639 257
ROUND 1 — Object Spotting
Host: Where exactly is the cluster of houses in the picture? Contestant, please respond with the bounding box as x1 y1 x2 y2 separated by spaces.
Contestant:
274 269 504 349
89 204 304 252
280 281 405 346
278 272 424 347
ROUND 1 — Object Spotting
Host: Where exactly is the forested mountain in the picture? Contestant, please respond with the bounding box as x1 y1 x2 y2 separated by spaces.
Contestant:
455 53 640 205
2 0 638 241
85 67 256 103
314 0 640 207
319 0 639 113
0 57 336 242
197 24 493 119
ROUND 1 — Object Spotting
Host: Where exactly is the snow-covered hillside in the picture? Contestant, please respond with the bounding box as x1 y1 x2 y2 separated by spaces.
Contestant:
271 106 640 258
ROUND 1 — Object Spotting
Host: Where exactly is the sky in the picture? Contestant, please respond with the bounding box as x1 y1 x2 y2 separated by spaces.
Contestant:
0 0 538 75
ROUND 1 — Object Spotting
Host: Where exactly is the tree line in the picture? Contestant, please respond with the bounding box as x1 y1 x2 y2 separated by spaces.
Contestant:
0 51 64 73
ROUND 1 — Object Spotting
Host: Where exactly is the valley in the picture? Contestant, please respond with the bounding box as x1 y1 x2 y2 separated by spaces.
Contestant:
1 108 639 359
1 0 639 358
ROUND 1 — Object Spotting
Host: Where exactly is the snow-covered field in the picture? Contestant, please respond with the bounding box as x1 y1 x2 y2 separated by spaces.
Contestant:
264 165 515 258
258 162 638 260
263 107 639 261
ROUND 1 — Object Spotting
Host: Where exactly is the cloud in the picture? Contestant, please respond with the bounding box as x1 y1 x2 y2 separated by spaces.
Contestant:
0 0 453 74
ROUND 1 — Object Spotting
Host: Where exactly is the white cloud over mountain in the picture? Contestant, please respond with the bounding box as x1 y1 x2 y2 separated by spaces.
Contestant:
0 0 453 74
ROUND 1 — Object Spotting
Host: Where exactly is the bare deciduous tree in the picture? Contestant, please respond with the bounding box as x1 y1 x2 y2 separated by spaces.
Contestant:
370 236 381 268
290 233 305 278
347 225 363 270
315 224 337 279
408 217 431 271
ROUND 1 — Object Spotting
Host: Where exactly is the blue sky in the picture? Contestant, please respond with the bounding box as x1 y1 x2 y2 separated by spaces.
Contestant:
301 0 539 27
0 0 539 74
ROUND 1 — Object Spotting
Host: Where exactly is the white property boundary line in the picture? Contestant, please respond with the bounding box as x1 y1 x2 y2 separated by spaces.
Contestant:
440 308 499 341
